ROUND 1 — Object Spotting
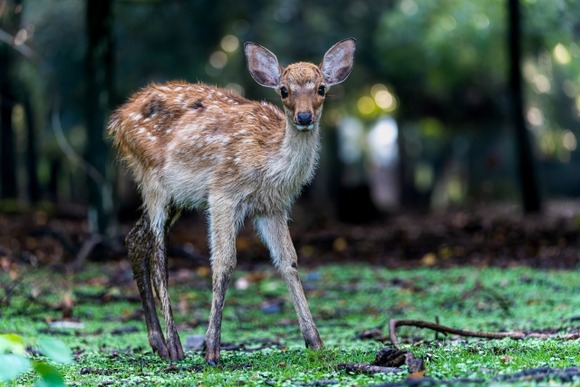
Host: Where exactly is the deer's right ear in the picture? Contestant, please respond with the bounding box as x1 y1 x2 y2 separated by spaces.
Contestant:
244 42 282 88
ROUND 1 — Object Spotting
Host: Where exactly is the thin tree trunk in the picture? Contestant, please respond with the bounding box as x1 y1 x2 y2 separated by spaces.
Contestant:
0 77 17 199
85 0 114 234
0 0 22 200
508 0 541 213
23 94 40 203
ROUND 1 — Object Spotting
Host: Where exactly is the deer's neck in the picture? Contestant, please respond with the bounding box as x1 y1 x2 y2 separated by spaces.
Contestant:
266 121 321 196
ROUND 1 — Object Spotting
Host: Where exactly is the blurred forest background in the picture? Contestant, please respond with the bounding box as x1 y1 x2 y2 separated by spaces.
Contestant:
1 0 580 240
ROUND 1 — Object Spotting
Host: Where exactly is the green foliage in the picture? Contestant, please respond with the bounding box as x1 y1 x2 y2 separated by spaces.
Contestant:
9 0 580 207
373 0 580 121
33 362 66 387
0 263 579 385
37 337 73 365
375 0 506 116
0 334 72 386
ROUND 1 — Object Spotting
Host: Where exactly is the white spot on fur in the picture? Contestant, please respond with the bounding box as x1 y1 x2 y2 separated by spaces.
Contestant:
167 141 179 152
129 113 142 121
174 94 185 104
108 118 120 130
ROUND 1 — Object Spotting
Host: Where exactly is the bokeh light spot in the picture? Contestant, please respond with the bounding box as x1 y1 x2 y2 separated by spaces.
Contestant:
221 35 239 53
209 51 228 69
553 43 571 65
357 96 376 115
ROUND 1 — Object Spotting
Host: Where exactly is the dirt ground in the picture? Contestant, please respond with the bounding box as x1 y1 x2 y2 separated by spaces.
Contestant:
1 200 579 270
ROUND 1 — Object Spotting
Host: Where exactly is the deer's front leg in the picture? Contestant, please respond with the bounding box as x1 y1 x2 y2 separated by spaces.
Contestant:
205 202 239 365
126 217 170 359
255 215 323 350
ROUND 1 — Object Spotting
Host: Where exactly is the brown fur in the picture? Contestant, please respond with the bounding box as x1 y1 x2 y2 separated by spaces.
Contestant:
109 39 355 363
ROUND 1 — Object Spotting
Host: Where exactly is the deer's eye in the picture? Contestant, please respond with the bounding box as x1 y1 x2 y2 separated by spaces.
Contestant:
317 85 326 96
280 87 289 99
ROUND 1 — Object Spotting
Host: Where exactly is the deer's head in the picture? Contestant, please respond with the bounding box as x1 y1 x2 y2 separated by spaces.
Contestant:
244 38 356 131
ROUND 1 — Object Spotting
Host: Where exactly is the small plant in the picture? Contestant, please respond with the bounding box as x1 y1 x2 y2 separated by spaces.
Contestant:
0 333 72 386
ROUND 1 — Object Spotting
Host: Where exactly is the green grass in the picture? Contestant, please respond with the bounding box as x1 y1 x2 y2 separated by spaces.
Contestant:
1 263 579 385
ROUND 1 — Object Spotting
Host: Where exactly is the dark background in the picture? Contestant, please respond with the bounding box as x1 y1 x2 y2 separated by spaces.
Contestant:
1 0 580 268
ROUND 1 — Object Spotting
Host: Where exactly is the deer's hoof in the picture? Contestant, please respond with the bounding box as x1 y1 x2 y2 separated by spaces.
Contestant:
168 347 185 362
149 333 170 360
168 333 185 362
205 349 220 366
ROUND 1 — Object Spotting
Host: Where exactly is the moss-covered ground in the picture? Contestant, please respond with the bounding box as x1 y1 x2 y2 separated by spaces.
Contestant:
1 262 579 385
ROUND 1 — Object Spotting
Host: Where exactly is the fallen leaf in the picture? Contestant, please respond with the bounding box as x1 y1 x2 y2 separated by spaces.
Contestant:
501 355 514 364
408 370 426 379
421 253 437 266
196 266 210 277
49 321 85 330
333 237 348 252
235 277 250 290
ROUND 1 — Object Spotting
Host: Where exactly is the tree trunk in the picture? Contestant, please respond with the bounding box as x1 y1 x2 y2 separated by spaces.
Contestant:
508 0 541 213
85 0 114 234
0 0 22 200
23 93 40 203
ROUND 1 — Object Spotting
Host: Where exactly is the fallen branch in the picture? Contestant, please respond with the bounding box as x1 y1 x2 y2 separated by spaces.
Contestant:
336 363 403 375
492 366 580 384
388 318 580 349
336 348 424 376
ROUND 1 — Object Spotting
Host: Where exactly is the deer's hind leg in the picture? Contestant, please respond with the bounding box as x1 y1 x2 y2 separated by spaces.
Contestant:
126 215 171 359
150 206 184 361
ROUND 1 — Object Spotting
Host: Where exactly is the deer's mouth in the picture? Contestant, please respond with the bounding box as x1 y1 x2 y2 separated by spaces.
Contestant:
295 123 315 131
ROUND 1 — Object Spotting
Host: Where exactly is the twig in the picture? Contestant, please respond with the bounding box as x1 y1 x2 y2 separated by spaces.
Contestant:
336 363 404 375
0 28 43 64
51 96 114 234
51 97 106 188
69 234 103 271
388 318 579 349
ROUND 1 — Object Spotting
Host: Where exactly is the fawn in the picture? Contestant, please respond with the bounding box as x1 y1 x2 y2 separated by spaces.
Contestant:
108 38 356 363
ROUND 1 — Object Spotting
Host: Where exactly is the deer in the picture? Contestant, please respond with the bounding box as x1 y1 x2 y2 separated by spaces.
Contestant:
108 38 356 364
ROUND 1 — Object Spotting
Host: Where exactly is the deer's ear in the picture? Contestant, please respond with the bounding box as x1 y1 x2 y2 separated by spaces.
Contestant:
244 42 282 88
320 38 356 86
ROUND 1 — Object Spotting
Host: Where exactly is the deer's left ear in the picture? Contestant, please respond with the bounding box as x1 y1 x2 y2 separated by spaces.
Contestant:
244 42 282 88
320 38 356 86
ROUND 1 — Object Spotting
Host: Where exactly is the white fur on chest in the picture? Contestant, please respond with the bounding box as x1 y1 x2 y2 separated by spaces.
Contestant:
164 123 320 215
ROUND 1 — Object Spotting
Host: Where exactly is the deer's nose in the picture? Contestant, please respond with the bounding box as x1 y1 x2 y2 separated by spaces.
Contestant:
296 112 313 126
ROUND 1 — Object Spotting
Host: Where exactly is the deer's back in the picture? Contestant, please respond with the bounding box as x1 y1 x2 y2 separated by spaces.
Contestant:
109 81 315 212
